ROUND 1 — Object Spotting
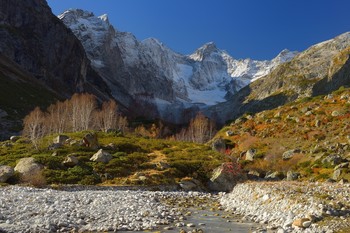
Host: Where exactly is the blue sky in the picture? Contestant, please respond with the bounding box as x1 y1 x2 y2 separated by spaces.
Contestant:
47 0 350 60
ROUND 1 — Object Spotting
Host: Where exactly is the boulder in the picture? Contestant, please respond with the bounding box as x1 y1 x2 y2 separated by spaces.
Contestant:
63 155 79 167
14 157 43 178
156 162 170 170
208 163 245 192
314 120 321 127
9 136 20 142
53 135 69 144
90 149 112 163
292 218 311 228
333 168 346 181
0 165 14 183
179 178 204 191
334 162 349 170
247 170 261 180
331 111 341 117
265 171 285 180
226 131 234 136
83 133 99 149
245 149 256 161
282 149 300 160
211 138 226 152
322 154 342 166
286 171 300 181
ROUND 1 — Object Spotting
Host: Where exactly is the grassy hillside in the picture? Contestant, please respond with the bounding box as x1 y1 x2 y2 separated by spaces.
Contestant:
215 87 350 181
0 132 224 186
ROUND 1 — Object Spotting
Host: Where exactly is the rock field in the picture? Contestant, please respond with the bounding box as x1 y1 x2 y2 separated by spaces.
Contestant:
220 181 350 233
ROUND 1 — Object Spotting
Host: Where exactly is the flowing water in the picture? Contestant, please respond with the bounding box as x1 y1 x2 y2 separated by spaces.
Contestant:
119 208 258 233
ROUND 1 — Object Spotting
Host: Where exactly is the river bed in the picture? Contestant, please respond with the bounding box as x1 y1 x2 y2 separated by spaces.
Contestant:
0 186 261 233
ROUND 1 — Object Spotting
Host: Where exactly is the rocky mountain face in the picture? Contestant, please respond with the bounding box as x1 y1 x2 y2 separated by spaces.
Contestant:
0 0 110 100
0 0 115 139
58 9 297 123
210 32 350 123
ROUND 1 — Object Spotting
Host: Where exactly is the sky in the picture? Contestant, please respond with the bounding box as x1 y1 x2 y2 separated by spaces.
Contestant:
47 0 350 60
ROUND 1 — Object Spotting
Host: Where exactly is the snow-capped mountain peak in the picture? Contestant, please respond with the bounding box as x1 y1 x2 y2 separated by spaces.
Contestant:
58 8 298 123
189 42 220 61
272 49 298 64
98 14 109 24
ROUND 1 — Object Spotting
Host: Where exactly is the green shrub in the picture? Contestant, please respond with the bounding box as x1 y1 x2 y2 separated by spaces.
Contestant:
32 154 64 169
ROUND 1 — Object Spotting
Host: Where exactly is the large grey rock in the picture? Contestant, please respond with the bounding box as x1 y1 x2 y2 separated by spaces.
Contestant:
265 171 285 180
83 133 99 150
282 149 300 160
247 170 262 180
245 149 256 161
54 135 69 145
90 149 112 163
179 178 204 191
14 157 43 178
322 154 342 166
333 168 346 181
63 155 79 167
0 165 14 183
9 136 20 143
286 171 300 181
334 162 349 170
208 163 245 192
226 131 234 136
156 162 170 170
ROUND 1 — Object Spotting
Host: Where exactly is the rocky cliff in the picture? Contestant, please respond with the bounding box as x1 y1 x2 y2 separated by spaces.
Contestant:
0 0 111 99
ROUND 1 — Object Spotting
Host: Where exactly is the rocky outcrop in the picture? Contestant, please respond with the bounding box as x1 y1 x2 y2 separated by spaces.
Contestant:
210 32 350 124
208 163 246 192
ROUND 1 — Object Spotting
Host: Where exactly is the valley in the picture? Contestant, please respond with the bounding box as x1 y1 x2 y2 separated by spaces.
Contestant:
0 0 350 232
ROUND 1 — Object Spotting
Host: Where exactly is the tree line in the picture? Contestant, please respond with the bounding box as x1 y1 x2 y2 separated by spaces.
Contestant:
23 93 217 148
23 93 128 148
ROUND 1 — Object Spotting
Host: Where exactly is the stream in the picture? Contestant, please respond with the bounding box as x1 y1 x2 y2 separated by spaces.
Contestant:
119 206 259 233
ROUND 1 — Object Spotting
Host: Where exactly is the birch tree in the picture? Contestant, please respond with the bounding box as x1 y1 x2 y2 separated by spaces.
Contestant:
23 107 46 149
